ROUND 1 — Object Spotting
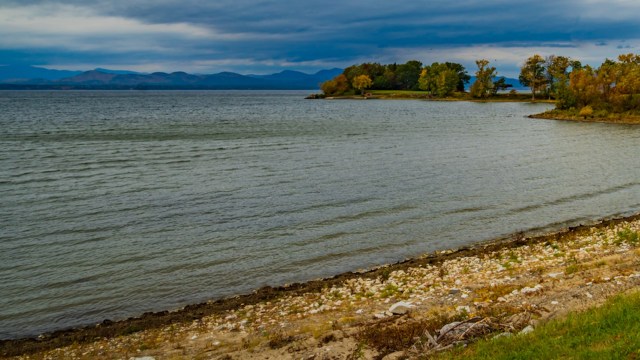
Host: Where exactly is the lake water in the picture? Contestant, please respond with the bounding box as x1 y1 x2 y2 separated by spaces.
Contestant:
2 90 640 339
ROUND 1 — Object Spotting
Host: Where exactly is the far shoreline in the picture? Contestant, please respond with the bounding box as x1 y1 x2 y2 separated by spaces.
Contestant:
530 109 640 125
3 210 640 357
311 92 640 125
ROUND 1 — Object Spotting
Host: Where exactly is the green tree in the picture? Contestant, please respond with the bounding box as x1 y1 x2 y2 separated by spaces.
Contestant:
491 77 513 95
395 60 423 90
352 74 373 95
444 62 471 91
419 62 469 97
519 54 547 100
373 67 395 89
546 55 571 99
470 59 497 98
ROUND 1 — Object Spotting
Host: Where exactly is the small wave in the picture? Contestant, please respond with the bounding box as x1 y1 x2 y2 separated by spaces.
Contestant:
511 181 640 214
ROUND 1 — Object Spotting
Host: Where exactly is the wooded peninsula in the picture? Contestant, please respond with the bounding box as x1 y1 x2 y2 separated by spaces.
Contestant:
318 53 640 124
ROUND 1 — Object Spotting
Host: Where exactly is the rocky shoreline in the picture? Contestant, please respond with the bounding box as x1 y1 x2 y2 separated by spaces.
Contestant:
3 213 640 359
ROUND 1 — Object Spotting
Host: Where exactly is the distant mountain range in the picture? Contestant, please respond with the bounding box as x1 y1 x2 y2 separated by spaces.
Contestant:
0 65 525 91
469 76 525 90
0 65 344 90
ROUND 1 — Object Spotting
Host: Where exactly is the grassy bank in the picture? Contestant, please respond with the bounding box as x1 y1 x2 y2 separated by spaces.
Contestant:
531 109 640 125
436 290 640 359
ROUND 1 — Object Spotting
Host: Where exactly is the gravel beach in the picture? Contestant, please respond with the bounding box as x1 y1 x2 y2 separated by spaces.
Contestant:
4 214 640 359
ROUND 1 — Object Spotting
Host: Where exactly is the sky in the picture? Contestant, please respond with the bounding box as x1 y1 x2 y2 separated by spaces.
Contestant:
1 0 640 77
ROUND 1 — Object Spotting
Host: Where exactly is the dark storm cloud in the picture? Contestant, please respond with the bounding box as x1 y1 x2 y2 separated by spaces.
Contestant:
2 0 640 72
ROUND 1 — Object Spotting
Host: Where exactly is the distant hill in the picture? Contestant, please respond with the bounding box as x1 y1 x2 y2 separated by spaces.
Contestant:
0 65 82 83
0 66 343 90
94 68 144 75
468 76 525 90
248 68 343 89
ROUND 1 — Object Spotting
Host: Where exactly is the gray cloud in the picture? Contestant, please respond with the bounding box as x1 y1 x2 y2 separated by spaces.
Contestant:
2 0 640 73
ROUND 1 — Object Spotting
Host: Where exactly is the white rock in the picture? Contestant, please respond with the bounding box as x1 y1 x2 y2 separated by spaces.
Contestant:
519 325 534 335
439 321 462 335
493 332 512 339
355 309 364 314
586 292 593 299
551 301 559 305
388 301 415 315
456 306 471 314
381 351 406 360
521 284 543 295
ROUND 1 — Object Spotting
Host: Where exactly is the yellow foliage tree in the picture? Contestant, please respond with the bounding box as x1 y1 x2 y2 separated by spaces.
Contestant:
352 74 373 95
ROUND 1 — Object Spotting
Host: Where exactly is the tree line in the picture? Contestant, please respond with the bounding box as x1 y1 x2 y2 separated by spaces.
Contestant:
320 59 511 98
321 53 640 116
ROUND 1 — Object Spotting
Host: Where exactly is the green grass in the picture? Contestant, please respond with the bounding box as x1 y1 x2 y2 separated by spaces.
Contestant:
366 90 538 102
369 90 428 95
435 291 640 359
615 228 640 246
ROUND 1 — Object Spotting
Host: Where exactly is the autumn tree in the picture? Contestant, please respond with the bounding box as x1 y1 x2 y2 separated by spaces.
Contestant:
568 65 599 109
470 59 497 98
320 74 350 96
614 53 640 111
352 74 373 95
519 54 547 100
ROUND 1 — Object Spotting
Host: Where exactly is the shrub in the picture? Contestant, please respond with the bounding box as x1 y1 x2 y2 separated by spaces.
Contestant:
578 105 593 119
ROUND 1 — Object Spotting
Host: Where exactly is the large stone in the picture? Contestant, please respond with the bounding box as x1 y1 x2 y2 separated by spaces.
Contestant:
388 301 414 315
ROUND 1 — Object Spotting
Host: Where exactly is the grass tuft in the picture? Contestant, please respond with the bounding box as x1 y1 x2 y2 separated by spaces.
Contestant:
434 290 640 359
615 228 639 246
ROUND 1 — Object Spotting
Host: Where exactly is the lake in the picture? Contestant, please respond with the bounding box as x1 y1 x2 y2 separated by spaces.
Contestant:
1 90 640 339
